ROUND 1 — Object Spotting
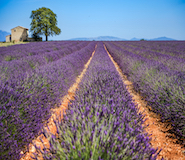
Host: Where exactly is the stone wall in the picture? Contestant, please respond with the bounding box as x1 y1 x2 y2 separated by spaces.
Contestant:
11 26 28 42
6 35 11 42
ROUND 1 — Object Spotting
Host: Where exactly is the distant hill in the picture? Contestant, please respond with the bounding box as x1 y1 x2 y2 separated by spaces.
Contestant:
130 37 176 41
70 36 127 41
70 36 176 41
0 30 11 42
149 36 176 41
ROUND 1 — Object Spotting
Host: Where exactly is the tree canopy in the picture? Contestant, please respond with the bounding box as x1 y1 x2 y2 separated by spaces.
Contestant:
30 7 61 41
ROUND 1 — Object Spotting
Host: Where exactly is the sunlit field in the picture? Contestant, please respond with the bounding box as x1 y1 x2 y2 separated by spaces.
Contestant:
0 41 184 159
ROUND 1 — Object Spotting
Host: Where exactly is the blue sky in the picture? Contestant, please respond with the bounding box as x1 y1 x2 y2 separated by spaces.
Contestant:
0 0 185 40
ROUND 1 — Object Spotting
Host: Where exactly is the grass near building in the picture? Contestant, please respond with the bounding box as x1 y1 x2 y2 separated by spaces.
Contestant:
0 41 29 47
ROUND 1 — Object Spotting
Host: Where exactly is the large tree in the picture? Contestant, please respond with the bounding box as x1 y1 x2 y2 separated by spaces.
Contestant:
30 7 61 41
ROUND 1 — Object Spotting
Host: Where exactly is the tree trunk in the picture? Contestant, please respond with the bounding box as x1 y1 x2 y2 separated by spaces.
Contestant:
46 25 48 41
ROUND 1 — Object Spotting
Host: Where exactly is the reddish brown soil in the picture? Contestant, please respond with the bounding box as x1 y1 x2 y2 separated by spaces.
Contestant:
20 46 97 160
104 44 185 160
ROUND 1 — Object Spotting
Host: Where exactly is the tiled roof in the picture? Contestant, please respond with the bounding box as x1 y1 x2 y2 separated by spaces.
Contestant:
11 26 29 30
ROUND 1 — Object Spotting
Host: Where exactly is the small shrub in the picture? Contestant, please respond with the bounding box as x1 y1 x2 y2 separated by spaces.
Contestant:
4 56 16 61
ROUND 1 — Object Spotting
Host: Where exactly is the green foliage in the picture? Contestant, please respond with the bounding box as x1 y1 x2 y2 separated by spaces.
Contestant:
132 61 142 72
4 56 16 61
28 62 36 69
30 7 61 41
31 33 42 41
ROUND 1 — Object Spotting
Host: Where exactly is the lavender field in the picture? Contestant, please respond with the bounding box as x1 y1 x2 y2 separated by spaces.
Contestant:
0 41 184 159
105 41 185 140
0 41 96 159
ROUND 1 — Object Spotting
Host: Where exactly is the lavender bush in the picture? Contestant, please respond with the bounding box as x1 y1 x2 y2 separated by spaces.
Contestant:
104 41 185 142
112 41 185 72
0 41 90 80
33 42 159 160
0 41 82 62
0 41 96 159
120 41 185 59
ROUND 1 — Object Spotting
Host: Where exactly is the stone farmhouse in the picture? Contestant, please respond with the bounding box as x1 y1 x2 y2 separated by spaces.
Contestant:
6 26 42 42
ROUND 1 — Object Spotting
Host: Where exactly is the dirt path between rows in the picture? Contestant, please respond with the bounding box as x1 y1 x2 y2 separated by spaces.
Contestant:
104 44 185 160
20 45 97 160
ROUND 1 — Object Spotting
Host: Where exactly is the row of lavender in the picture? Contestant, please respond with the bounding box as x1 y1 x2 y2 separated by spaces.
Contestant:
0 41 82 62
104 41 185 141
0 41 90 80
0 42 96 159
33 42 159 160
118 41 185 59
112 41 185 72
